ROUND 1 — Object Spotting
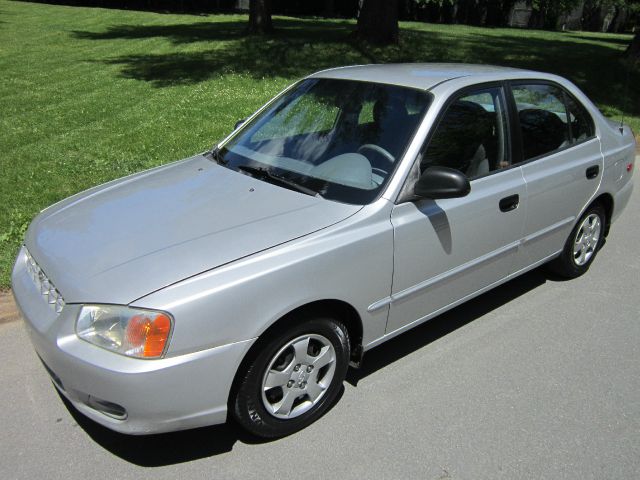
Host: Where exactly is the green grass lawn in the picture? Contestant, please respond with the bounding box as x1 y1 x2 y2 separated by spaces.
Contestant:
0 0 638 288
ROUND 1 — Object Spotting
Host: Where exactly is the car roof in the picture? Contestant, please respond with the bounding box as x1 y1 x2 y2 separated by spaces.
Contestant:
308 63 545 90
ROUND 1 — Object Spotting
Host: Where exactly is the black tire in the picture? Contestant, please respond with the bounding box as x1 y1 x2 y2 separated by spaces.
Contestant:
232 316 350 438
547 203 606 279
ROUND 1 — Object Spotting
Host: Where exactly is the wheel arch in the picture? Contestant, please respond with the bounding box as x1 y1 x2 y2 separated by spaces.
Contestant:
227 299 363 409
590 192 614 237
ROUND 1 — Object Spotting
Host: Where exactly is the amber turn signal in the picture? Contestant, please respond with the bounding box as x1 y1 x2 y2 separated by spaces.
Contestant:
127 313 172 358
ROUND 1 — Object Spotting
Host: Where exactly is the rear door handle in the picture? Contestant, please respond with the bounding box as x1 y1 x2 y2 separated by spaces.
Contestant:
586 165 599 179
499 194 519 212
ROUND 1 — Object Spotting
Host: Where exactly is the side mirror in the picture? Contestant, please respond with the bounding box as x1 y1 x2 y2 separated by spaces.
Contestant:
234 118 247 130
414 166 470 199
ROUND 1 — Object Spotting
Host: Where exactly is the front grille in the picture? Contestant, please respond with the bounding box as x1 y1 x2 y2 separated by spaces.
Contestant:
24 248 65 314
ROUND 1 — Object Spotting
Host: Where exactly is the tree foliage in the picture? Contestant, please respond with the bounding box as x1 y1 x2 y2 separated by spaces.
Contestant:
406 0 518 26
527 0 582 29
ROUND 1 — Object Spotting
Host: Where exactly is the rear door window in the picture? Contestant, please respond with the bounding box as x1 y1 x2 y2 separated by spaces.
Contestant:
511 84 571 161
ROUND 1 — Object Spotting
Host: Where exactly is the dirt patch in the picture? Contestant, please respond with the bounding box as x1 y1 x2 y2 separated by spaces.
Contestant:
0 290 19 324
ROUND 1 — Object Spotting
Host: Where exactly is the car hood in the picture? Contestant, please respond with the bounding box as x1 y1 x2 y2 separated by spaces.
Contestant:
25 155 361 304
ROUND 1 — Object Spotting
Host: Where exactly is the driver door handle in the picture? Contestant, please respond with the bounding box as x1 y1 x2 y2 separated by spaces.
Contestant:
499 194 519 213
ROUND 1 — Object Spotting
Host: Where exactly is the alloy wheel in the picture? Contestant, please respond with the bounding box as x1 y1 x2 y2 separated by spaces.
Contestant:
573 213 601 266
260 334 336 420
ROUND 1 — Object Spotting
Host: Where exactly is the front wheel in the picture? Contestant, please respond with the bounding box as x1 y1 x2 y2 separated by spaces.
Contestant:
232 317 350 438
547 203 605 279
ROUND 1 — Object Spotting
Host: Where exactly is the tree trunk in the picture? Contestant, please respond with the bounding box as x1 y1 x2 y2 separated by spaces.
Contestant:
527 11 544 29
248 0 273 34
486 0 516 27
356 0 399 45
582 1 603 31
456 0 471 24
401 0 417 21
626 31 640 60
607 6 628 34
323 0 335 18
441 1 455 24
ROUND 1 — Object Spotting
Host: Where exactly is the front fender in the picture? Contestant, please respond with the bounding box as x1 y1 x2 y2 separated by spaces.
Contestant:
132 201 395 357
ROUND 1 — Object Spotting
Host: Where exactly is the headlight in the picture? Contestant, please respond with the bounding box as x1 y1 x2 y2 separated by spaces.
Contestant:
76 305 173 359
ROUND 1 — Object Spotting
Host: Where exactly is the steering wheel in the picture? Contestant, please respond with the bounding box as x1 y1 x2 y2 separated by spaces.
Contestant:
357 144 395 167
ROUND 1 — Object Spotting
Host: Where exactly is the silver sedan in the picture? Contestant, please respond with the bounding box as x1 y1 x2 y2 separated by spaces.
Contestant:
12 64 635 438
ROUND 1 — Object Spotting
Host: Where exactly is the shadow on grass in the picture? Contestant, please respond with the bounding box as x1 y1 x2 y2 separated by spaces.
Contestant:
73 17 354 44
73 19 247 43
76 19 366 85
72 17 640 119
12 0 217 15
347 268 547 385
564 33 634 47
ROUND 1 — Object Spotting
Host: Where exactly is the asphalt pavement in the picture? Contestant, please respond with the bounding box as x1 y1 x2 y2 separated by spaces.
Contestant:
1 168 638 480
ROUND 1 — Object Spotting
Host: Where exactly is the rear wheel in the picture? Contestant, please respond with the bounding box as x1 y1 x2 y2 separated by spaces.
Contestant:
547 203 605 279
232 317 350 438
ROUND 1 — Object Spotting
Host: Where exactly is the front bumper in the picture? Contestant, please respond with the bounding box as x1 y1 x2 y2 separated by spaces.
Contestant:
12 247 254 435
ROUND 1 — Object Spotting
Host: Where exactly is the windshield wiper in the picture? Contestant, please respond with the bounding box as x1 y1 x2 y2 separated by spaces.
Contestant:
208 146 227 165
237 165 321 198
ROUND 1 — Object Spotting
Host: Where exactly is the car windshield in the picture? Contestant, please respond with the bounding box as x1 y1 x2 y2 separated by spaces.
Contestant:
217 78 431 204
